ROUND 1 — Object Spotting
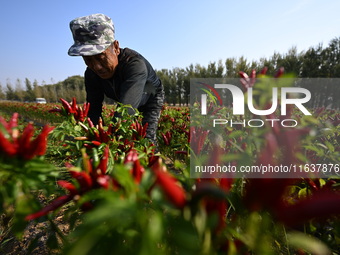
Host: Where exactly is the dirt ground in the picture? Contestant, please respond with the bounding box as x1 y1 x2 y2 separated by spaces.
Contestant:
0 217 66 255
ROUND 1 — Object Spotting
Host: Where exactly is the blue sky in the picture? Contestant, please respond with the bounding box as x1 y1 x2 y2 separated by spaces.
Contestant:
1 0 339 87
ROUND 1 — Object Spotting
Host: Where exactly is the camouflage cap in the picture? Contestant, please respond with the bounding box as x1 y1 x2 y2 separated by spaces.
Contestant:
68 13 115 56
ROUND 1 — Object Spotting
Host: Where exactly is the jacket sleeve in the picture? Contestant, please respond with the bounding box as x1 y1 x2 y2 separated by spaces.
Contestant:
85 68 104 125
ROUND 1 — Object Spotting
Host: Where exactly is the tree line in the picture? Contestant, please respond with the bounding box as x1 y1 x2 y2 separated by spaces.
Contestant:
0 75 85 104
1 37 340 109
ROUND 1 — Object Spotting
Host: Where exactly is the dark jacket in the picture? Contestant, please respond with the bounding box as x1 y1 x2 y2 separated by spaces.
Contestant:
85 48 164 124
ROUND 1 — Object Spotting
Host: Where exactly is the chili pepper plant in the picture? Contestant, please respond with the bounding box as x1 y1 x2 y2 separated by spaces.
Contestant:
0 72 339 255
0 113 58 239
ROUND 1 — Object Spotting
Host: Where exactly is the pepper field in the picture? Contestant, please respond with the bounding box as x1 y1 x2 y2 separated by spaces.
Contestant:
0 80 339 254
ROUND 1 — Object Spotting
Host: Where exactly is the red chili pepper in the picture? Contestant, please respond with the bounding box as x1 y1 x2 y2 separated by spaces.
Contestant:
77 108 84 122
18 122 35 157
161 133 169 146
107 124 114 136
60 98 74 114
87 118 95 128
260 66 268 75
136 122 144 137
69 171 93 192
142 122 148 137
74 108 80 121
8 112 19 130
134 122 140 136
97 175 110 189
83 102 90 117
250 69 256 84
190 126 209 155
132 159 144 184
238 71 248 79
57 180 78 196
91 141 102 146
72 97 77 112
92 129 100 141
239 70 257 89
250 69 257 78
96 118 109 142
81 150 93 174
219 178 233 192
125 149 138 163
162 131 172 146
306 178 318 191
239 71 250 90
27 125 54 159
274 67 284 78
97 146 109 174
48 108 62 113
101 132 109 143
154 170 186 208
98 117 104 131
125 150 144 183
0 132 17 156
25 195 73 221
148 154 160 168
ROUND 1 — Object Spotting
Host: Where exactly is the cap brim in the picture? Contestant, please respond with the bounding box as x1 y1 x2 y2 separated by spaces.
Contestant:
68 43 111 56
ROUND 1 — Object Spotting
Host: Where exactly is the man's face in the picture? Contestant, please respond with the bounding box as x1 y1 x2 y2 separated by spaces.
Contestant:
82 41 120 79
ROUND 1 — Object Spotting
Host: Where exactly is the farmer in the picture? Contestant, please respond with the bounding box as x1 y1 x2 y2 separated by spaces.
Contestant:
68 13 164 146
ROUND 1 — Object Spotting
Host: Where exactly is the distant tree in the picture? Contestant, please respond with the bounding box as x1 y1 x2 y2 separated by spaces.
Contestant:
33 79 45 98
58 76 85 102
235 56 252 75
168 68 182 105
175 68 188 106
15 79 25 102
63 76 84 90
207 60 224 78
157 69 173 105
320 37 340 77
6 80 16 100
300 44 324 77
55 83 64 101
192 64 206 77
24 78 36 101
258 57 275 75
276 47 302 76
225 57 237 77
0 83 5 100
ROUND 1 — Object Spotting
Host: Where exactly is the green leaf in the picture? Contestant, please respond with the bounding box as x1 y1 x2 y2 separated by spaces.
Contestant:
298 187 308 199
287 231 331 255
324 141 335 152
